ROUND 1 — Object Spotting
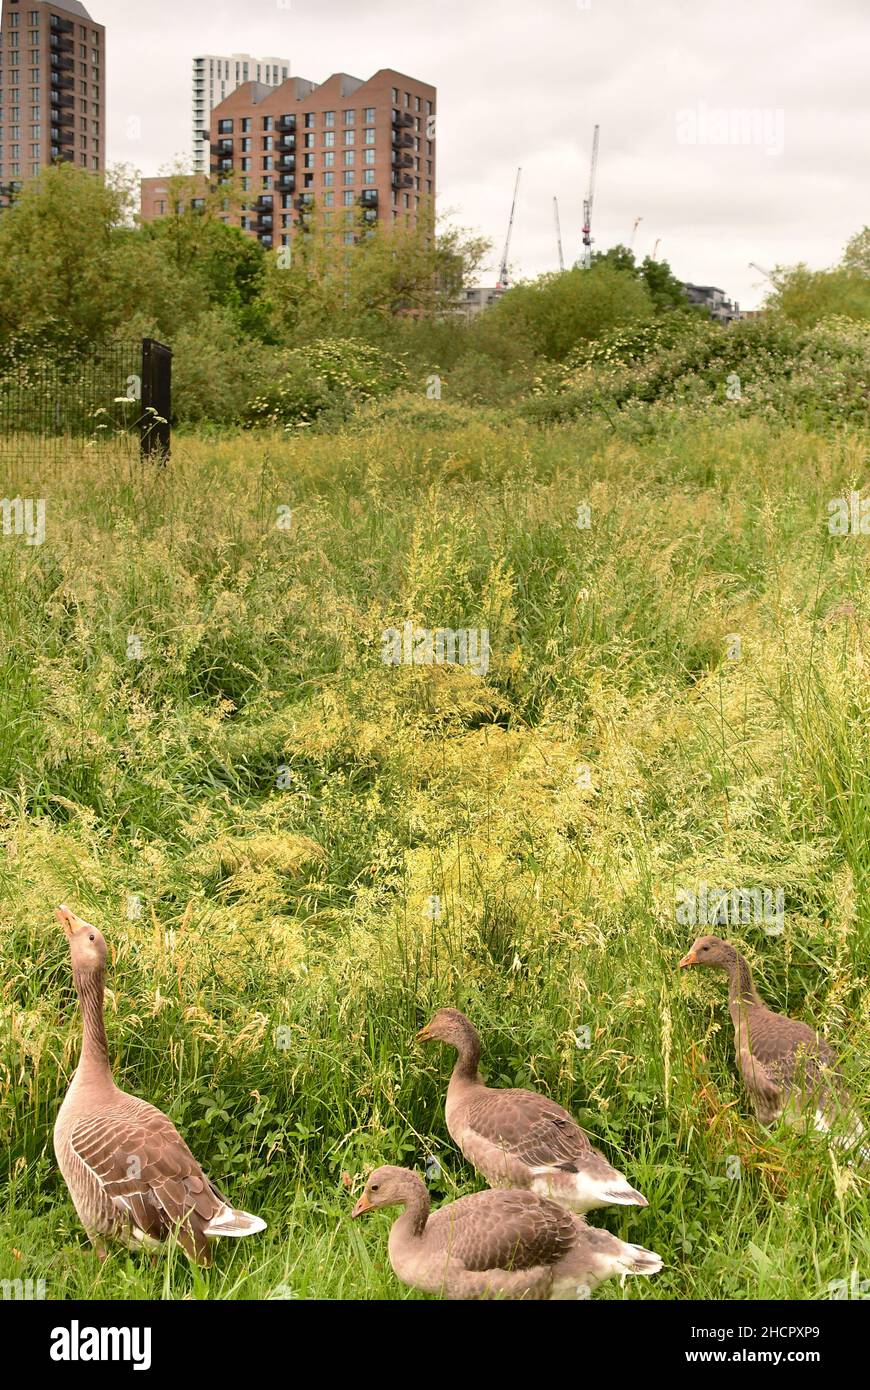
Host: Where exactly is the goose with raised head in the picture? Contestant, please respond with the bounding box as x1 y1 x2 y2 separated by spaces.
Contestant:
679 934 865 1154
53 905 266 1262
352 1165 662 1300
416 1008 649 1212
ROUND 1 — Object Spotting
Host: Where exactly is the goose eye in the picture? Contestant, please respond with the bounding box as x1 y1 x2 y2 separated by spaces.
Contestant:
370 1183 379 1193
89 934 95 941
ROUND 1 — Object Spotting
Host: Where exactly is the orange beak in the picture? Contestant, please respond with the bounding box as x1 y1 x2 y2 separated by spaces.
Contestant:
415 1025 432 1042
679 950 697 969
56 904 84 940
351 1192 373 1218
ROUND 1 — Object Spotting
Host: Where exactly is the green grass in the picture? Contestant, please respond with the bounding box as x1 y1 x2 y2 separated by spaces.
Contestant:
1 412 869 1300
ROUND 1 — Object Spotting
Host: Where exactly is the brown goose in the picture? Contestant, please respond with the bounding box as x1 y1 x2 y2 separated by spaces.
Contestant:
416 1008 649 1211
679 935 865 1151
53 905 266 1262
352 1165 662 1300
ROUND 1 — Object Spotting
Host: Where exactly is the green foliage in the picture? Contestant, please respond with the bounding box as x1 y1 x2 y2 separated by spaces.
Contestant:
244 337 410 428
2 415 870 1300
526 314 870 430
491 262 654 360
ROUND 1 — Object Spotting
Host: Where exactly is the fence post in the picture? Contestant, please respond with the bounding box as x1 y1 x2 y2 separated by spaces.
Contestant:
140 338 172 461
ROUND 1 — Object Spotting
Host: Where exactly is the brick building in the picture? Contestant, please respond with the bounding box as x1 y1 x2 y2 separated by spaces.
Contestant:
0 0 105 205
205 67 436 249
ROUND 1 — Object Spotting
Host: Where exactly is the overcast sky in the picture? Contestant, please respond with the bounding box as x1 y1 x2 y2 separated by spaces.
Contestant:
98 0 868 308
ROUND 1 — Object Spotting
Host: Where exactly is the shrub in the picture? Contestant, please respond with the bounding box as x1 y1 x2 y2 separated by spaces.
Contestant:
243 337 410 429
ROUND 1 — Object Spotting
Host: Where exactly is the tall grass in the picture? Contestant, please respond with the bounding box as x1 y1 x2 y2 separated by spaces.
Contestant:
1 414 869 1300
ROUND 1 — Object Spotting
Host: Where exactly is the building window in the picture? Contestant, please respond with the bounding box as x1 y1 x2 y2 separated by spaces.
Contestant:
363 169 375 185
345 129 355 146
415 96 421 111
364 128 375 145
343 171 354 185
218 118 233 133
303 112 314 128
391 88 398 103
323 130 334 147
241 158 251 171
344 150 355 166
304 132 314 148
323 152 334 168
241 117 251 132
323 171 333 186
324 111 335 127
263 135 273 150
342 190 354 206
303 153 313 169
363 107 375 123
343 109 355 125
241 138 251 152
323 191 334 207
263 156 273 170
363 149 374 165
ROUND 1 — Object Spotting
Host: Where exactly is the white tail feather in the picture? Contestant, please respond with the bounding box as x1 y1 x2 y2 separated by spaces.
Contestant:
203 1206 267 1238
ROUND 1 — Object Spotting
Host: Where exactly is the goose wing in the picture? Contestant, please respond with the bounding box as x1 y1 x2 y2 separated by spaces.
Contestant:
69 1097 226 1256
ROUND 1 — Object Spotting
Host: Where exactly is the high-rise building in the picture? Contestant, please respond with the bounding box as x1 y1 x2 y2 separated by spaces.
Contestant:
192 53 291 173
206 68 436 249
0 0 105 204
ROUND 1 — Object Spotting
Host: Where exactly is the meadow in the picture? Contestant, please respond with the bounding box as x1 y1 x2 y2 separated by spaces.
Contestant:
1 408 869 1300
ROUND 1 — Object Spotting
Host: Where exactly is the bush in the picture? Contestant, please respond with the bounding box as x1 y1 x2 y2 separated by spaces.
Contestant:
243 337 410 429
524 315 870 430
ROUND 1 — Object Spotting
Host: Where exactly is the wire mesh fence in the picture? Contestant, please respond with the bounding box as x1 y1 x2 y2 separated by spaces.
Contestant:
0 338 171 472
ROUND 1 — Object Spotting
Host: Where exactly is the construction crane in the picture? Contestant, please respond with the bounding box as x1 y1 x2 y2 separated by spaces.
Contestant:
553 197 565 271
630 216 642 250
496 166 521 290
580 124 599 269
748 261 775 282
651 238 661 261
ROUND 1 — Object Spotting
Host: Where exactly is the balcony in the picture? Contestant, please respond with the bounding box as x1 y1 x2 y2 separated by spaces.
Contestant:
276 134 295 151
215 157 234 173
211 139 233 155
295 193 314 210
392 111 414 129
254 195 274 210
392 152 413 169
51 92 75 109
359 189 378 206
391 130 413 148
52 110 75 128
50 16 74 33
275 115 296 132
276 154 295 171
391 172 413 190
51 54 75 72
51 125 75 145
276 173 295 192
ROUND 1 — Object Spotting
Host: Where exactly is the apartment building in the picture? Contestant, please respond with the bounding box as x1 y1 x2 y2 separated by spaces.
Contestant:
206 68 436 249
0 0 105 205
192 53 290 173
684 283 741 323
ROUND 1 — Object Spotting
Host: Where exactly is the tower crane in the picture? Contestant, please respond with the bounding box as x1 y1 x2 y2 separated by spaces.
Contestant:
630 216 642 250
580 124 599 269
496 167 522 290
554 197 565 271
748 261 775 282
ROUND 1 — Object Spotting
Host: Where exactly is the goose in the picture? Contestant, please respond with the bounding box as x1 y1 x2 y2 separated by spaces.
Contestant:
352 1165 662 1300
53 905 266 1262
679 934 866 1154
416 1008 649 1212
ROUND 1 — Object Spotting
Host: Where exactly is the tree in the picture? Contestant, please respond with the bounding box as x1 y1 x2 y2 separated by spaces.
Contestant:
491 262 654 360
